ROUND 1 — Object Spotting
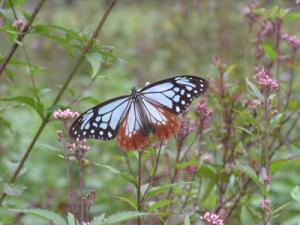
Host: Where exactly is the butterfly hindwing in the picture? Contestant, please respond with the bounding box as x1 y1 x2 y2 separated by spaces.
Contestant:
116 101 149 150
140 75 208 114
69 95 131 140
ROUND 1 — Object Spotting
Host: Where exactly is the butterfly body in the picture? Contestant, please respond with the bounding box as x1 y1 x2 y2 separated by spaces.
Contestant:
69 75 208 151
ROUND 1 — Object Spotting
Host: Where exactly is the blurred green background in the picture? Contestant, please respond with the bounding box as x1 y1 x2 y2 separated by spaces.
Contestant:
1 0 300 224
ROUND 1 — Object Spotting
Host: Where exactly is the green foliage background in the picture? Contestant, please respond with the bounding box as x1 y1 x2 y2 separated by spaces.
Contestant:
0 0 300 224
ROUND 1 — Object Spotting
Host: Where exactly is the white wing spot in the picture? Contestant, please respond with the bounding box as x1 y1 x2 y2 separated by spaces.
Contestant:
187 93 191 98
194 90 198 93
91 129 95 134
173 95 180 102
200 88 203 92
96 116 101 122
99 131 103 135
180 90 185 95
186 86 192 91
93 122 98 127
200 84 204 87
102 113 111 122
108 132 112 138
164 90 175 98
176 106 180 112
100 123 108 129
83 131 86 135
174 87 180 92
181 100 185 105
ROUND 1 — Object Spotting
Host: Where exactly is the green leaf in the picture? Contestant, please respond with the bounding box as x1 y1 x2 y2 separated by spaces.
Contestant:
270 158 300 175
145 182 191 199
246 78 264 101
184 215 191 225
148 199 172 212
93 163 136 185
240 205 256 225
9 208 67 225
90 214 105 225
3 183 26 197
290 186 300 202
1 96 44 119
285 12 300 21
234 163 263 190
262 43 277 60
104 211 148 224
272 201 293 216
115 196 137 210
0 116 13 132
87 52 103 78
67 213 78 225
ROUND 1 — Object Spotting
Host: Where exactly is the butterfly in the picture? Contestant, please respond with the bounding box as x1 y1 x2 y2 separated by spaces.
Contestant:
69 75 208 150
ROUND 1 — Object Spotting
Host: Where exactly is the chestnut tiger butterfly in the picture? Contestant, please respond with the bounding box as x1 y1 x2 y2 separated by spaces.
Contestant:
69 75 208 150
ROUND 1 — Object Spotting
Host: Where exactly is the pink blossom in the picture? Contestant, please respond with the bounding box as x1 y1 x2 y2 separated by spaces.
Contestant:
253 68 279 89
245 99 261 109
242 1 259 24
201 212 224 225
185 165 198 174
81 222 90 225
297 0 300 9
202 153 213 164
53 109 79 120
281 33 300 51
260 199 271 212
178 115 196 139
257 20 274 40
12 18 25 31
67 142 76 151
263 175 270 185
76 139 90 154
56 130 63 141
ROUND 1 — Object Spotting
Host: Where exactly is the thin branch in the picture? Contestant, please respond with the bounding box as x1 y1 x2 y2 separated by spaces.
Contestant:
141 142 162 202
0 0 118 205
0 0 47 76
137 151 143 225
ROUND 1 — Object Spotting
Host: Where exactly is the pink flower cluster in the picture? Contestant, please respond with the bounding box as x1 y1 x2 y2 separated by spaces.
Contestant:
201 212 224 225
297 0 300 9
260 199 271 212
263 175 270 185
178 115 196 139
53 109 79 120
281 33 300 51
66 139 90 155
242 1 259 24
253 69 279 89
185 165 198 174
12 18 25 31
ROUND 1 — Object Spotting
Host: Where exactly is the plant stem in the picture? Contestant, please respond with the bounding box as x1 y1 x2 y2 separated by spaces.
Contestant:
78 160 84 223
137 150 143 225
0 0 118 205
0 0 46 77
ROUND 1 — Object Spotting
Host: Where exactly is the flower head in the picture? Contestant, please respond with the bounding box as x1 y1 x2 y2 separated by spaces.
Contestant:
242 1 259 24
253 68 279 89
201 212 224 225
12 18 25 31
296 0 300 9
263 175 270 185
178 114 196 139
53 109 79 120
260 199 271 213
56 130 63 141
185 165 198 174
281 33 300 51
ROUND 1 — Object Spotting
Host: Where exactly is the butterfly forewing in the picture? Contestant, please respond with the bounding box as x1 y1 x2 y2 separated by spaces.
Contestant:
69 96 131 140
140 75 208 114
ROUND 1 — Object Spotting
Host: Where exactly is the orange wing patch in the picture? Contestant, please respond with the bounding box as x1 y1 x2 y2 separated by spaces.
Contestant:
152 106 179 141
116 117 149 151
